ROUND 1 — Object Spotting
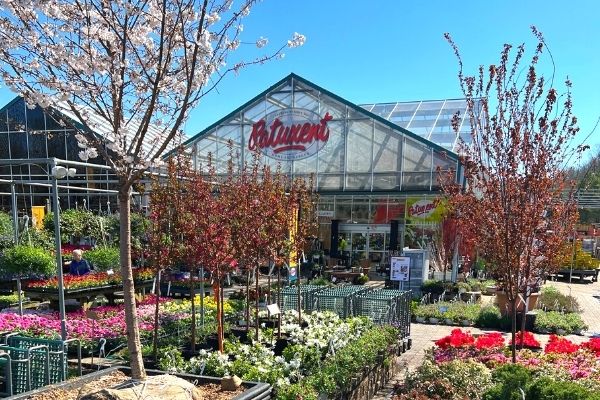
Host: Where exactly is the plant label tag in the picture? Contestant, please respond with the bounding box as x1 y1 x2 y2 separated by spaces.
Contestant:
267 303 280 316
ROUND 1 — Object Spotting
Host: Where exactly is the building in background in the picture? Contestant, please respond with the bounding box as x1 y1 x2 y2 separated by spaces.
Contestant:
180 73 478 268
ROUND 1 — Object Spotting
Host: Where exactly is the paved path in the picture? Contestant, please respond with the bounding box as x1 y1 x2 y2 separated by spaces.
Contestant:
371 278 600 399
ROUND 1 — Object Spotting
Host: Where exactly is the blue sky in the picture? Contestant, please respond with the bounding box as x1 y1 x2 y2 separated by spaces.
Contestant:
1 0 598 163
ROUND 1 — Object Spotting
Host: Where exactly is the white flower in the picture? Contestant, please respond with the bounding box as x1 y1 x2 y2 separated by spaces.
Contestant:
206 12 220 24
78 150 89 161
87 147 98 159
287 32 306 48
256 37 268 48
74 133 88 146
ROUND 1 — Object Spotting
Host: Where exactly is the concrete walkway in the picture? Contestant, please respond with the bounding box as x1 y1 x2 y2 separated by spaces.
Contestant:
371 278 600 399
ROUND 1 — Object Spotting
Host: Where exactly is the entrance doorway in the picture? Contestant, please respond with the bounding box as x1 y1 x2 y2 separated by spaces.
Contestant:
338 224 390 270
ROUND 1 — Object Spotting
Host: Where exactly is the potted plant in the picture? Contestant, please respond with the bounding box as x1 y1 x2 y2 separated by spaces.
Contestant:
457 282 470 294
413 305 427 323
354 273 369 285
85 246 120 272
442 306 455 325
467 279 482 293
0 245 55 314
426 305 443 324
481 279 497 295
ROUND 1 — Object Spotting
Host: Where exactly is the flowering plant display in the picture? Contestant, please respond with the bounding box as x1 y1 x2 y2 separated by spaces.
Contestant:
582 338 600 355
172 312 397 398
60 244 92 256
544 335 579 354
25 268 154 290
475 332 505 350
435 328 476 349
426 328 600 393
509 331 541 349
0 294 236 353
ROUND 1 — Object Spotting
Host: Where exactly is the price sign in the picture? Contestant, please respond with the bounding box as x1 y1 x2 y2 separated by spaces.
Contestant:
390 256 410 282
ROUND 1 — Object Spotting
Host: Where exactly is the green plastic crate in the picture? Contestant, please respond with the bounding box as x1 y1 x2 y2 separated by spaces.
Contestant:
276 285 325 313
313 285 371 318
8 336 67 385
0 354 12 397
0 344 49 395
355 289 412 337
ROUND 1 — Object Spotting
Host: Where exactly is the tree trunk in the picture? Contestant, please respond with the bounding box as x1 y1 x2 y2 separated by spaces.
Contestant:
152 269 161 361
277 265 281 339
519 292 528 351
511 298 517 363
190 270 196 353
245 268 250 332
255 264 260 341
297 260 302 325
118 187 146 380
215 278 224 353
220 276 225 348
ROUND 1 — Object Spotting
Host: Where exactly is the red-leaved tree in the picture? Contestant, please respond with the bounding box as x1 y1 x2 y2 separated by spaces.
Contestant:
443 27 582 362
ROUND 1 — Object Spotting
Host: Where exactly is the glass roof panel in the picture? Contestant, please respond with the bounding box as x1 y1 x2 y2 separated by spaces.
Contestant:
361 98 480 152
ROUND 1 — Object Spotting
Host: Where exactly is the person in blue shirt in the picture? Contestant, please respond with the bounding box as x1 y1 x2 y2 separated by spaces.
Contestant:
69 249 92 276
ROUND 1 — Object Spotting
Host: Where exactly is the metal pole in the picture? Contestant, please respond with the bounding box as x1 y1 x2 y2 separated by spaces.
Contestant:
10 183 18 243
11 183 23 316
51 163 67 341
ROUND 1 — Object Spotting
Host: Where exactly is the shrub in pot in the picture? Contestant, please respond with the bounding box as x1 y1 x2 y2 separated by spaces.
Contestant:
85 246 120 272
534 311 587 335
421 279 445 296
0 245 55 313
476 305 502 329
467 279 482 292
483 363 532 400
457 282 471 293
0 245 55 278
537 286 581 313
413 305 428 323
565 312 588 334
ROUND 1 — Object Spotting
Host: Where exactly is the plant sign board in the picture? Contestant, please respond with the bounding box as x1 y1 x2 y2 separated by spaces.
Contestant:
390 256 410 282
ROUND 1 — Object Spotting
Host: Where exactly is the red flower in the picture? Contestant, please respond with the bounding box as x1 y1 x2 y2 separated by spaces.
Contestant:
509 331 540 348
435 329 475 349
475 332 505 349
582 338 600 355
544 334 579 354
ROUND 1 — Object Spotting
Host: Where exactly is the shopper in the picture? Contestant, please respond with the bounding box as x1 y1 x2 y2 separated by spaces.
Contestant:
69 249 92 275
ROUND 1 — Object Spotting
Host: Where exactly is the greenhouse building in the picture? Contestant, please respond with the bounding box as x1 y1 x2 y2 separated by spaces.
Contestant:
180 73 475 266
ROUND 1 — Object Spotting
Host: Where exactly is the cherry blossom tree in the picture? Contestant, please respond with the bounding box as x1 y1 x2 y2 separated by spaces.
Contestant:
443 27 582 362
0 0 305 379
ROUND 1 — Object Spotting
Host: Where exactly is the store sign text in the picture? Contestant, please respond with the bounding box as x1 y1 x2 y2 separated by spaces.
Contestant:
248 108 332 161
408 199 440 218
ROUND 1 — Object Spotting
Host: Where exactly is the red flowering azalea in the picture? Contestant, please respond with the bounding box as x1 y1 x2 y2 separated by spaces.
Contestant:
475 332 505 349
544 335 579 354
435 329 475 349
581 338 600 355
510 331 540 348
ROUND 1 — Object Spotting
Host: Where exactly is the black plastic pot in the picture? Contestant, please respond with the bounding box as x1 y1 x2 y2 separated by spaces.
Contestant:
6 366 271 400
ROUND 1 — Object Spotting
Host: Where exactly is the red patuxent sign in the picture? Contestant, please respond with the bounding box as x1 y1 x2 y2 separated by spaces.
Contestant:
248 108 332 161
